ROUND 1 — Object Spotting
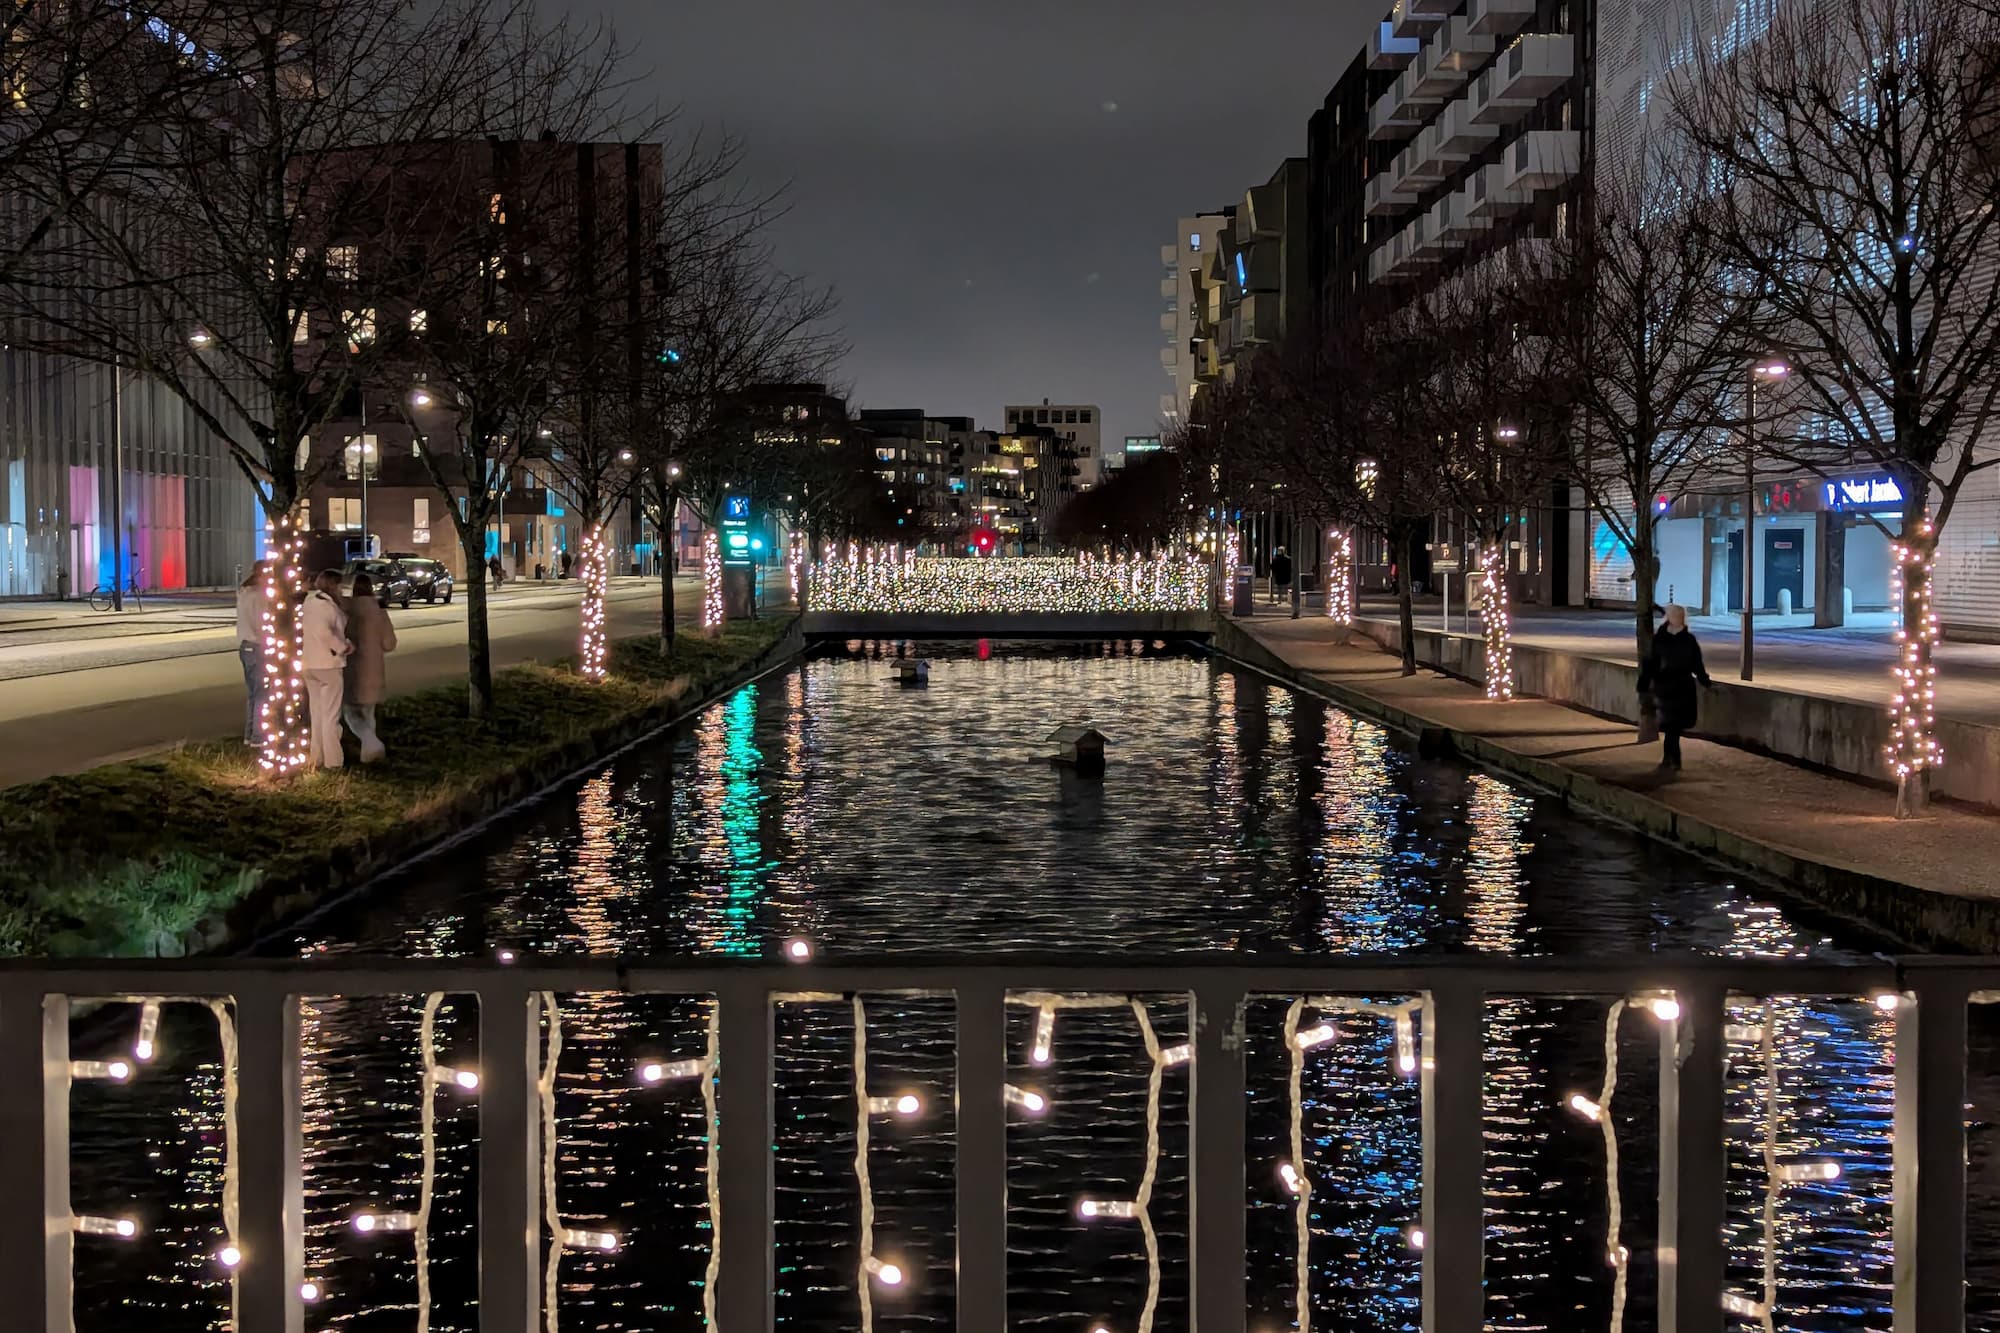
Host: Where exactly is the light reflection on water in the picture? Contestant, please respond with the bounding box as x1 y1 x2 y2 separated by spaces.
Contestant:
64 642 1937 1331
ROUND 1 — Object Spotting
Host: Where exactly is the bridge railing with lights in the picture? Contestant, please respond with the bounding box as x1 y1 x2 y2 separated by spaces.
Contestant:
0 954 1980 1333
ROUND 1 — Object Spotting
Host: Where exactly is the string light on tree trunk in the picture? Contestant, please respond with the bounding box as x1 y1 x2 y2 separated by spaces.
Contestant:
1478 541 1515 701
577 525 609 682
1888 519 1941 814
701 529 724 632
257 516 310 774
1325 528 1355 627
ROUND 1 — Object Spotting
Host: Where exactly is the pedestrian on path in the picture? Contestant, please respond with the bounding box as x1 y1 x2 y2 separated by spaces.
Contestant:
234 561 269 746
1638 603 1712 773
1270 546 1293 604
488 554 505 590
342 573 398 763
301 569 352 770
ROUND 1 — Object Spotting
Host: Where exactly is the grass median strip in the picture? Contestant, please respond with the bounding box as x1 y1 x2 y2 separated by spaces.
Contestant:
0 619 791 958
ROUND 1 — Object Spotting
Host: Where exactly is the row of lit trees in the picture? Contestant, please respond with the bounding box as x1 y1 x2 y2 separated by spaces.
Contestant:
1 0 853 761
1178 0 2000 816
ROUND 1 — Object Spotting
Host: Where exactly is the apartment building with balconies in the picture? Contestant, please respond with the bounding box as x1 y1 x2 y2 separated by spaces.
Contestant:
1188 159 1310 395
1160 211 1235 429
1356 0 1585 290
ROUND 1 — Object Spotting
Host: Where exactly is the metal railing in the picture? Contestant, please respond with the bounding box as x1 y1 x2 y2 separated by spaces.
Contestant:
0 954 1981 1333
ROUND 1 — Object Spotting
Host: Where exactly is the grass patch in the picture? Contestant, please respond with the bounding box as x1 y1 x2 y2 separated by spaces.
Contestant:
0 619 791 958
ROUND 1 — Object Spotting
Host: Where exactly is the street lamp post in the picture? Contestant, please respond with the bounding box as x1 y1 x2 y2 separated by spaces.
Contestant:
1743 362 1791 682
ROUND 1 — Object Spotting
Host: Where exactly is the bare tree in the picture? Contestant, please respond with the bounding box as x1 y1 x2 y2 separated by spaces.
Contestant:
1524 144 1751 664
1674 0 2000 815
1413 262 1573 696
1 0 576 762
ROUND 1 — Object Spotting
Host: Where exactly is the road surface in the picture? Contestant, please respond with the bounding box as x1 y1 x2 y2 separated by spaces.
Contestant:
0 577 708 788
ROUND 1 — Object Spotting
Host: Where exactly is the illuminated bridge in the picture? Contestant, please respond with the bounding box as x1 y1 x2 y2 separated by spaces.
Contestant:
798 552 1215 638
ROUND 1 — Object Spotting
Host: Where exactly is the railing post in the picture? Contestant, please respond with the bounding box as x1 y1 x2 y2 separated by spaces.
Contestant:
956 979 1008 1333
1422 981 1483 1333
480 988 541 1333
1191 982 1246 1333
1894 975 1968 1333
1658 980 1725 1333
718 976 773 1333
235 991 302 1333
0 991 68 1333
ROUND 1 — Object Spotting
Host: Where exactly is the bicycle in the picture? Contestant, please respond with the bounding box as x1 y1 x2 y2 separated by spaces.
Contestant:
87 578 144 612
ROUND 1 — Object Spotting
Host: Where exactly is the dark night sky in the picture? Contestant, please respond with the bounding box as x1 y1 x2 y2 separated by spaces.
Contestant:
603 2 1378 445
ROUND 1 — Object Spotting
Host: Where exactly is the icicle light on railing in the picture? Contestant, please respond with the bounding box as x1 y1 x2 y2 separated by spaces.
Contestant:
804 554 1210 614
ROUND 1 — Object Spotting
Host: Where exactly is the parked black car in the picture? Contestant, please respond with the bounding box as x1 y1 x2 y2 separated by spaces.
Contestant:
340 559 413 608
387 554 454 604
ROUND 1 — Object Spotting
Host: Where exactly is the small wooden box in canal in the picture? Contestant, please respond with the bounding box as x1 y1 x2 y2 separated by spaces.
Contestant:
892 659 930 685
1047 724 1106 776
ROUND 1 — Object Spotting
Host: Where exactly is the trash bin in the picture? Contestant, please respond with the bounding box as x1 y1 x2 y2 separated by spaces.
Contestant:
1231 565 1255 617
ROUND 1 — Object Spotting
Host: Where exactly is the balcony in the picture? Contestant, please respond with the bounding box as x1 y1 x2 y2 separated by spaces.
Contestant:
1237 292 1278 345
1500 128 1581 193
1388 0 1447 39
1160 346 1178 369
1366 170 1420 217
1370 63 1443 141
1368 19 1421 68
1427 95 1499 161
1159 311 1178 334
1467 160 1532 216
1392 135 1450 194
1471 33 1576 124
1432 184 1493 245
1467 0 1536 36
1 954 1974 1333
1160 243 1178 267
1413 18 1495 99
1159 276 1178 300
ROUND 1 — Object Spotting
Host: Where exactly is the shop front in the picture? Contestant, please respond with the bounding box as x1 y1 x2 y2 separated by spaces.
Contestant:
1649 471 1906 626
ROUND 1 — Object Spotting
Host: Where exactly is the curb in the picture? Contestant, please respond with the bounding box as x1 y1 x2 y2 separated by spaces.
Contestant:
1207 615 2000 954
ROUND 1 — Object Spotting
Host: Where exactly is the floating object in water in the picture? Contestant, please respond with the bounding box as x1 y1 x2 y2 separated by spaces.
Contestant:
1047 724 1106 776
892 659 930 685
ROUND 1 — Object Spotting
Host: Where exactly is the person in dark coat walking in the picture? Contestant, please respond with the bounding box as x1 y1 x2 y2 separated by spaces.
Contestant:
1269 546 1293 603
1637 603 1712 771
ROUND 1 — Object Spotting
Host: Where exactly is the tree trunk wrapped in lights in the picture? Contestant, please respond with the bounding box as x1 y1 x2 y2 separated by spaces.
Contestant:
1477 540 1515 701
256 517 311 774
577 524 610 682
701 529 725 634
1889 521 1941 817
789 533 807 607
1324 528 1355 627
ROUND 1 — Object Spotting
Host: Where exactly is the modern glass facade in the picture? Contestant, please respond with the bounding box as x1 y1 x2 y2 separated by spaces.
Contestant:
0 347 258 597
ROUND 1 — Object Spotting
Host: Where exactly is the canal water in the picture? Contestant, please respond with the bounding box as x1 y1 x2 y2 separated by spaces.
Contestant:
62 641 2000 1331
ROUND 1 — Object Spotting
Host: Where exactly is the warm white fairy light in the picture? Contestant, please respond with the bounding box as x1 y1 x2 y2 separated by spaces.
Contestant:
1160 1044 1192 1067
1003 1084 1048 1113
867 1093 922 1117
1874 992 1902 1012
1645 995 1682 1022
1773 1160 1842 1182
1031 1003 1056 1065
1394 1010 1416 1074
428 1065 480 1091
784 937 814 962
788 533 806 605
1278 1161 1303 1194
352 1211 419 1234
1567 1092 1605 1122
135 1000 161 1062
804 553 1210 614
70 1059 132 1081
1223 528 1241 593
1291 1023 1336 1051
577 524 609 682
1325 528 1355 626
701 528 724 632
864 1256 905 1287
73 1215 139 1238
638 1057 707 1084
1077 1198 1138 1220
1723 1291 1770 1320
1406 1226 1425 1251
1478 541 1515 701
256 516 310 774
559 1227 620 1252
216 1244 243 1269
1887 520 1941 801
299 1281 322 1303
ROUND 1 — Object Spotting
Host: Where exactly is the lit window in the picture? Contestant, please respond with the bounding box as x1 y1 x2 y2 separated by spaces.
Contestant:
489 192 506 224
343 308 375 348
342 433 379 480
409 308 428 333
412 497 431 542
482 254 507 280
327 245 359 281
487 318 509 335
327 497 362 531
290 310 308 344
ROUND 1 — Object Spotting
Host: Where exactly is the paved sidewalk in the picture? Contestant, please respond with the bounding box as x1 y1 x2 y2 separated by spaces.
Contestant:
1229 613 2000 947
1355 595 2000 726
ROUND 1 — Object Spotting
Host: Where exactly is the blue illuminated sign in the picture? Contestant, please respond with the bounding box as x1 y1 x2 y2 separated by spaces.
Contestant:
1824 475 1904 510
724 496 751 522
1235 253 1248 289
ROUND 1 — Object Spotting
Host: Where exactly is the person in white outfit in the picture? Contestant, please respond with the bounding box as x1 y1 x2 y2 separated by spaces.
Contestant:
234 561 269 745
300 569 352 769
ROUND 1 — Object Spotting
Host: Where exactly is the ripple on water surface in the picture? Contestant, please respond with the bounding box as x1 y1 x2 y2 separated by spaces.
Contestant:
67 643 1932 1331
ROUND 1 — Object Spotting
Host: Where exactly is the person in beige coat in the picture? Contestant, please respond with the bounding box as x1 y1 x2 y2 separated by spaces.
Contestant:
300 569 352 769
342 573 399 763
